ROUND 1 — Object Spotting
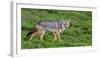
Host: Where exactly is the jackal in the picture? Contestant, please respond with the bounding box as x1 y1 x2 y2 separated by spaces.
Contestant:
26 19 71 41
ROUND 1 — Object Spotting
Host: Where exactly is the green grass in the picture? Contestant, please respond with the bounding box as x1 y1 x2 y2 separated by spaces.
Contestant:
21 8 92 49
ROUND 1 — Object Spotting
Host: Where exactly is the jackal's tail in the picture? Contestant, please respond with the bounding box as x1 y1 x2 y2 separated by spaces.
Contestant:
26 27 38 37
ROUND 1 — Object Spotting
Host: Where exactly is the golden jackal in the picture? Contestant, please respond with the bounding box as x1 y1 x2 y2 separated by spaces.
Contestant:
26 19 71 41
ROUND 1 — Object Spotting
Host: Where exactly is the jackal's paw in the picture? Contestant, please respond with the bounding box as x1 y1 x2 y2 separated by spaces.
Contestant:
40 40 44 42
58 40 62 42
52 39 57 41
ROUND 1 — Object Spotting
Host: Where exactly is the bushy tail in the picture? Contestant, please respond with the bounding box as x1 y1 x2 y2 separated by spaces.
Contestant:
26 27 37 37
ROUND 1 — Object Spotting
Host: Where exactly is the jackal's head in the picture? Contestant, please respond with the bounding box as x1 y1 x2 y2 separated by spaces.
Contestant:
62 19 71 28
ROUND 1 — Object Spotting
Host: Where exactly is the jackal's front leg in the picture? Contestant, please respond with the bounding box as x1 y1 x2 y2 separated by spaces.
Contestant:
56 32 62 42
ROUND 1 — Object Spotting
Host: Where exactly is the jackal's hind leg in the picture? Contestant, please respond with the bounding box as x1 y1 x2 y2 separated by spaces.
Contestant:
29 32 37 41
40 31 45 41
53 32 57 41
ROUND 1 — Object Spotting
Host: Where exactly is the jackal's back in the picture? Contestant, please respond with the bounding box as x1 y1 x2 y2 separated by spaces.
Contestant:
36 20 68 32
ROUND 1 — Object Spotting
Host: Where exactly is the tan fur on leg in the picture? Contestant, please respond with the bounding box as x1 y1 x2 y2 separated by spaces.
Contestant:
40 31 45 41
29 32 38 41
56 32 61 41
53 32 57 41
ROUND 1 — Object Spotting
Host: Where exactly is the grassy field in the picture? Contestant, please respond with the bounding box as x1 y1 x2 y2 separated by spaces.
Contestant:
21 8 92 49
